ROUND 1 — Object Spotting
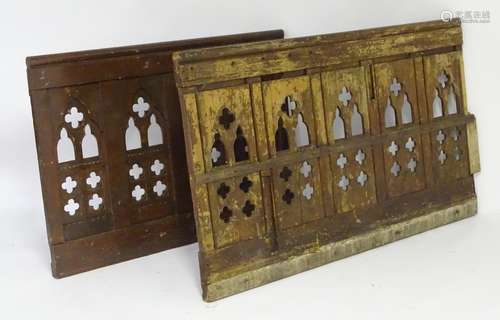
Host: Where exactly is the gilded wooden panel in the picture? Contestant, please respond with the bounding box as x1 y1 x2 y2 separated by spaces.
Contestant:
173 20 479 301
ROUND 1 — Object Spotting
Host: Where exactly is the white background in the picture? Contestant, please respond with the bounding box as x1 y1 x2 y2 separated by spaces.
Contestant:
1 0 499 319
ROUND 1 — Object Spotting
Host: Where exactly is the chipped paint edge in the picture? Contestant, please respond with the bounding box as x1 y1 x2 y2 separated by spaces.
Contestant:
204 196 477 301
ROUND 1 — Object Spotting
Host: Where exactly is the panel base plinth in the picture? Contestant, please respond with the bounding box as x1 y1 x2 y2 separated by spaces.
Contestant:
203 196 477 302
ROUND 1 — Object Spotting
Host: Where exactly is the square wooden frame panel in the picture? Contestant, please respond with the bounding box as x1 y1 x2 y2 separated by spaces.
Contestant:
174 19 480 301
27 29 285 278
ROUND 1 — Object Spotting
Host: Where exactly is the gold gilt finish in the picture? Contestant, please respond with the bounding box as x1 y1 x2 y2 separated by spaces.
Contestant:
173 19 480 301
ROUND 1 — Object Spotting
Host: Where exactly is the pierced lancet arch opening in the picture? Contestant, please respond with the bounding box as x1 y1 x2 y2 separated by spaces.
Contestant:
432 88 444 118
333 107 346 140
351 104 364 136
385 98 397 128
57 98 102 163
234 126 249 162
147 114 163 147
125 92 166 151
401 93 413 124
57 127 76 163
81 124 99 159
447 85 458 115
294 113 310 147
275 117 289 151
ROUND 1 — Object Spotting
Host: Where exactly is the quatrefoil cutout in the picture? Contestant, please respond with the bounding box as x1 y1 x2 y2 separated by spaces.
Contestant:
64 199 79 216
438 149 447 165
220 206 233 223
89 193 103 210
300 161 312 178
153 180 167 197
338 175 349 191
355 150 365 165
86 172 101 188
61 176 77 194
132 185 146 201
407 158 417 172
338 86 352 106
64 107 84 128
302 183 314 200
436 130 446 145
388 141 399 156
280 166 292 182
239 177 253 193
405 137 415 152
336 153 348 169
282 189 294 204
390 78 402 96
151 159 164 176
129 164 143 180
242 201 256 217
437 71 449 88
218 107 235 129
357 171 368 186
390 161 401 176
217 183 230 199
132 97 150 118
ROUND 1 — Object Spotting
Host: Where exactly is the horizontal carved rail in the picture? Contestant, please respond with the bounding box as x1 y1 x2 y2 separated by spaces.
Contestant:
195 114 475 184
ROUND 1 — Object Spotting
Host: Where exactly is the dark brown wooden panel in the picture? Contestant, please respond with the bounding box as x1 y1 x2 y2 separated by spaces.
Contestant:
27 30 285 278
